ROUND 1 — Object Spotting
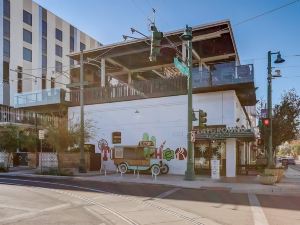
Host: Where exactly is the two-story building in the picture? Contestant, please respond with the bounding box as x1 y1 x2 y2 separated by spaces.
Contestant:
64 20 257 177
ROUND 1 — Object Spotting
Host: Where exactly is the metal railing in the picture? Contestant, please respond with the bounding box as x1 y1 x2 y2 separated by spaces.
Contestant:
14 88 68 108
192 63 254 88
0 105 58 126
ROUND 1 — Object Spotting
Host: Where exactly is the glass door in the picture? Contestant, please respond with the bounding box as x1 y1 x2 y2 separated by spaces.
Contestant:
194 140 226 175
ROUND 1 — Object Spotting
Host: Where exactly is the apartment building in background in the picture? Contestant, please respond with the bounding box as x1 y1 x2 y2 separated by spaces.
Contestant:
0 0 101 108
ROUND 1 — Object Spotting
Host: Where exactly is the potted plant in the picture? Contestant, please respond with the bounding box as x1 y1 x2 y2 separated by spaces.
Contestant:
264 166 285 183
258 173 277 185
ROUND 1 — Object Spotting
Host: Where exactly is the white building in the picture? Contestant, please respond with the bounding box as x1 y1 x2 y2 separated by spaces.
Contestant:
0 0 101 107
67 21 258 177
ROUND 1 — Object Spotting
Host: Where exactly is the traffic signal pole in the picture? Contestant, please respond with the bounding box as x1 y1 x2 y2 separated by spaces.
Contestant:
267 51 273 168
183 26 195 181
79 50 86 173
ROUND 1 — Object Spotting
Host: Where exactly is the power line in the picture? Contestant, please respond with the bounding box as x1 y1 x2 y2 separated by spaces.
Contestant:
234 0 300 26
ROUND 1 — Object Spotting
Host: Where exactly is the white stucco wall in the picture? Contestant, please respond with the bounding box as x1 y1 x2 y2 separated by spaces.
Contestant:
69 91 246 176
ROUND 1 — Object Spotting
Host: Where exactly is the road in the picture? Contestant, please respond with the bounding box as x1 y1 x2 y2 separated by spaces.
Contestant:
0 176 300 225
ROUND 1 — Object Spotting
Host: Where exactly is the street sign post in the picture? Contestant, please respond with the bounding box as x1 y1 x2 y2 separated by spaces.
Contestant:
38 130 45 140
38 130 44 174
174 57 190 76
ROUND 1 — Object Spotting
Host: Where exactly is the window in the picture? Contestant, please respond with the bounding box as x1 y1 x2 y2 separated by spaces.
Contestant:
3 61 9 83
42 20 47 37
70 58 74 66
70 37 74 52
55 28 62 41
55 61 62 73
23 29 32 44
3 39 10 58
4 0 10 18
80 42 86 51
42 38 47 55
51 77 55 88
23 47 32 62
23 10 32 26
3 19 10 38
42 55 47 69
55 45 62 57
42 74 46 90
17 66 22 93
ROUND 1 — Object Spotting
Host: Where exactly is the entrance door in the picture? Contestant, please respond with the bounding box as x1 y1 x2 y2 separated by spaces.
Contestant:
194 140 226 175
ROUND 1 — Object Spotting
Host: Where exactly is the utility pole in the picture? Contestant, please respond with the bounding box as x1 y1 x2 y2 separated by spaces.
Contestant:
79 50 86 173
181 26 195 181
266 51 285 168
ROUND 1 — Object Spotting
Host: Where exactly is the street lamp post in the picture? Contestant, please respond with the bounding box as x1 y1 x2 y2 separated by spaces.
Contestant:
267 51 285 168
181 25 195 180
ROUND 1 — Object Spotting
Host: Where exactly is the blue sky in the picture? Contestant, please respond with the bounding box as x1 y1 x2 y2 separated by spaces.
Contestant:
34 0 300 105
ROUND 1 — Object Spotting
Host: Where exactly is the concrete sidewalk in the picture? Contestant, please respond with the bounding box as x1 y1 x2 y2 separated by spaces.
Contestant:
1 166 300 196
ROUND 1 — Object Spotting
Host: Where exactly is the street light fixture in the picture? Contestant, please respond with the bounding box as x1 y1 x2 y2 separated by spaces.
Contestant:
267 51 285 168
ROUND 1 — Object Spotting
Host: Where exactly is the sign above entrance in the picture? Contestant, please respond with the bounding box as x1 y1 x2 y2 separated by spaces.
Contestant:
194 126 255 140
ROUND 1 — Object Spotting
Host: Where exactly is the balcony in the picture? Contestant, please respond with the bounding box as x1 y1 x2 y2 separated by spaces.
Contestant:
192 63 254 90
0 105 58 127
14 88 69 109
68 62 256 107
69 77 187 106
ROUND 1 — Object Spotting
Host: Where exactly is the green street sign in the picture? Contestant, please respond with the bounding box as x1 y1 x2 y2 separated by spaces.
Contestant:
174 57 189 76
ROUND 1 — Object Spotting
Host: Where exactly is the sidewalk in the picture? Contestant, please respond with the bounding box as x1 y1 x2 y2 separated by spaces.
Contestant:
1 166 300 196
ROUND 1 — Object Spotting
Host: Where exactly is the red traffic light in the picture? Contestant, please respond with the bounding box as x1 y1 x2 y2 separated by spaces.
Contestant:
262 118 270 126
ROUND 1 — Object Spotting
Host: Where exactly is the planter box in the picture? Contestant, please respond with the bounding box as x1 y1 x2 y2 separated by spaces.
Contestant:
258 175 277 185
265 168 285 183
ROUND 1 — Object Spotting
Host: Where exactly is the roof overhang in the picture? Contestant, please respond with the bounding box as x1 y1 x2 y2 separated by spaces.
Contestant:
69 20 239 80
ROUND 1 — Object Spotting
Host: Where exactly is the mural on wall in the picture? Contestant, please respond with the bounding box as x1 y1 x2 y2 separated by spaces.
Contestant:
98 139 110 161
155 140 166 159
141 132 187 161
163 148 175 161
175 147 187 160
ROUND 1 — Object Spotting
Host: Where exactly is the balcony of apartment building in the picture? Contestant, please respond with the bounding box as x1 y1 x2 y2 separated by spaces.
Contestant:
68 20 257 108
0 105 57 128
14 88 69 112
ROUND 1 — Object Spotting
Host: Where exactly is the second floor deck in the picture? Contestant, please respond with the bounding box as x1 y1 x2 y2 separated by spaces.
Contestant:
13 64 256 109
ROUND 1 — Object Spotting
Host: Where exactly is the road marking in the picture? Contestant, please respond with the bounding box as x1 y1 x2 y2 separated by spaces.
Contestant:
0 203 36 212
155 188 181 199
0 203 70 224
248 193 269 225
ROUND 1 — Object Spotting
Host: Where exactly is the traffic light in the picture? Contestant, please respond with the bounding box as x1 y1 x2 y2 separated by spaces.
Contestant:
262 118 270 127
149 24 163 62
199 110 207 129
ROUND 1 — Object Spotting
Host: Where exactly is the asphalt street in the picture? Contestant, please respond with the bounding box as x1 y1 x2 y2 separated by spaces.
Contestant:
0 176 300 225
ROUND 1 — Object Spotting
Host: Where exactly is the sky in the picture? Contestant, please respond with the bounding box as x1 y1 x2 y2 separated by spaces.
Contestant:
34 0 300 105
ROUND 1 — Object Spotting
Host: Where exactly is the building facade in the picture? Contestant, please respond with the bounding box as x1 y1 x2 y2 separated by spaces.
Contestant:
0 0 101 107
67 20 258 177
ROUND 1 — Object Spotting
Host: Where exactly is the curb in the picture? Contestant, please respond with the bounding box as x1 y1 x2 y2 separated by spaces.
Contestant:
1 173 300 196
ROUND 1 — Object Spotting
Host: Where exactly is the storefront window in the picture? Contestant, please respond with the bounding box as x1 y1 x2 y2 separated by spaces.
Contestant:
194 140 226 175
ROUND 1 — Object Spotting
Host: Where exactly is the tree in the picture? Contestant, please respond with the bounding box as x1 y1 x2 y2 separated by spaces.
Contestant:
0 125 20 170
258 90 300 157
45 116 95 172
272 89 300 148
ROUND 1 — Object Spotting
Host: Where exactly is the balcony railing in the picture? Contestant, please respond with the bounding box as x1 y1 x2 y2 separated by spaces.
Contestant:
0 105 58 126
68 64 254 106
14 88 69 108
69 76 187 106
192 63 254 89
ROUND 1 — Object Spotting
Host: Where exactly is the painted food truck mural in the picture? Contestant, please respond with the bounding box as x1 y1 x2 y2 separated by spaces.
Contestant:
112 133 170 175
